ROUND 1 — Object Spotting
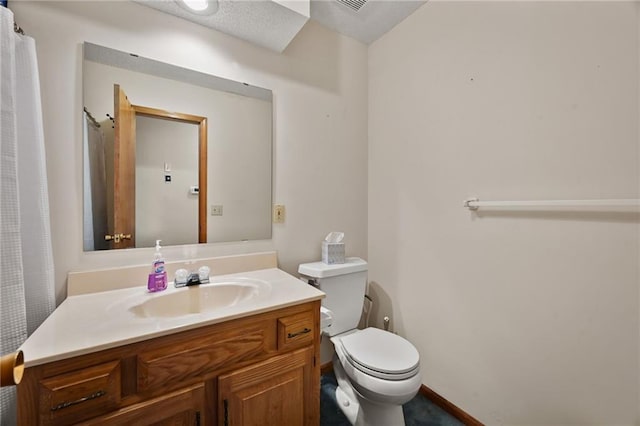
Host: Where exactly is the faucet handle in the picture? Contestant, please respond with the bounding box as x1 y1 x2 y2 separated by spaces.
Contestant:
174 269 189 287
198 266 210 283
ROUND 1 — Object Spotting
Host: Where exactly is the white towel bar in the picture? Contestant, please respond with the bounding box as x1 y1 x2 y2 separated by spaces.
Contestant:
464 198 640 210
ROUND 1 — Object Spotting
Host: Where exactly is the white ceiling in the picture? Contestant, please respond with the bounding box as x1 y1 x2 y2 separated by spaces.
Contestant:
135 0 310 52
310 0 427 45
136 0 428 51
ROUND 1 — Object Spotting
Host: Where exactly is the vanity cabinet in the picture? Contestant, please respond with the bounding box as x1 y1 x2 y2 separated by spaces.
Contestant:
17 301 320 426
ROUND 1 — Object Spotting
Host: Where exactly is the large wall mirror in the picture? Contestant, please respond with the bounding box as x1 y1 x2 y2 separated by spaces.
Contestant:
82 42 273 251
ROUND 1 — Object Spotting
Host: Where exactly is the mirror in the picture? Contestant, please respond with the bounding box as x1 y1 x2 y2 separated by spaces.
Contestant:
82 42 273 251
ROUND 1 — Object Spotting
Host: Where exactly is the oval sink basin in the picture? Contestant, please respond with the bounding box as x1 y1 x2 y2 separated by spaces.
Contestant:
130 278 271 318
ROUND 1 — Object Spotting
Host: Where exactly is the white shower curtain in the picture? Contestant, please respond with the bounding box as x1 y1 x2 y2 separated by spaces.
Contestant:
0 7 55 425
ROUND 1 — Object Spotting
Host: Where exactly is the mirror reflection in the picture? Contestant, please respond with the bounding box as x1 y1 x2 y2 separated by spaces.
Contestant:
82 42 273 251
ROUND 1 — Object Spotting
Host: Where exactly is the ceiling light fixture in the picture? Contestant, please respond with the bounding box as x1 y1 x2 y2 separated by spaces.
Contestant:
177 0 219 15
182 0 208 11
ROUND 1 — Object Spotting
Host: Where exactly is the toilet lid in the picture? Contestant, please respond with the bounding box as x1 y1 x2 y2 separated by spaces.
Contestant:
339 328 419 377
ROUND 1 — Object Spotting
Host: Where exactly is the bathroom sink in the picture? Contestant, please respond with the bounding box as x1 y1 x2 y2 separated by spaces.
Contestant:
129 278 271 318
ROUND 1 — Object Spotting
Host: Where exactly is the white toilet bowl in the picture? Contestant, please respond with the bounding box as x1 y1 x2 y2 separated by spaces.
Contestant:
297 259 422 425
330 327 421 426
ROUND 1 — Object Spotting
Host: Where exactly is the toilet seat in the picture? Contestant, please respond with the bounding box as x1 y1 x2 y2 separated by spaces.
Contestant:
332 339 422 405
334 328 420 381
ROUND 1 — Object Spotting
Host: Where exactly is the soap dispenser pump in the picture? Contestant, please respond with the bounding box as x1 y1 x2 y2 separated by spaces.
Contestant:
147 240 167 292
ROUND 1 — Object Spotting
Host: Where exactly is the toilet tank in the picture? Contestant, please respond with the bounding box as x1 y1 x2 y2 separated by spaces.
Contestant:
298 258 367 336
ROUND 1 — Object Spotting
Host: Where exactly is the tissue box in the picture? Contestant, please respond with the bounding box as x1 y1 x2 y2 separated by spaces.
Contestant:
322 241 345 264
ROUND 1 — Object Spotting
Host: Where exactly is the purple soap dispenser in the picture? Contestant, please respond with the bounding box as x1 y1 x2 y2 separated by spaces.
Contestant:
147 240 167 292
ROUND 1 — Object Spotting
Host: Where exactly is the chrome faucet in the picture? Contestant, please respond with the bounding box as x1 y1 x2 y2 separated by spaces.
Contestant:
174 266 210 287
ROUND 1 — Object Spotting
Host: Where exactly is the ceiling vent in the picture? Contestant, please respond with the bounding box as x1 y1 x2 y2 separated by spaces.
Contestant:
336 0 368 12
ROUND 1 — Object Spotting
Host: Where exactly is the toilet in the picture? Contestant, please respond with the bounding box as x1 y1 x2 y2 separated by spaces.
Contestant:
298 258 421 426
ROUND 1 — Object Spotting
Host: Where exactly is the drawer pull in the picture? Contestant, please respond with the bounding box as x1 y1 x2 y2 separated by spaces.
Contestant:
287 328 311 339
50 389 107 412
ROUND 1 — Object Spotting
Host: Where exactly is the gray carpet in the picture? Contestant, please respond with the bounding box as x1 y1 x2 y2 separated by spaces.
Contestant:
321 373 463 426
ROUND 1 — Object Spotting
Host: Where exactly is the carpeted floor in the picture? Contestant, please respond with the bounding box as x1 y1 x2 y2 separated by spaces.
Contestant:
321 372 463 426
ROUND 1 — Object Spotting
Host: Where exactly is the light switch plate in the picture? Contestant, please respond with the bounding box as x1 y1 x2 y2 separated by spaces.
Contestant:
273 204 285 223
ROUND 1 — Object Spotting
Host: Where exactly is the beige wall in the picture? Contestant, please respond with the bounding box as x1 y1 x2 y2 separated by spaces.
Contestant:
369 1 639 424
637 2 640 418
13 1 368 303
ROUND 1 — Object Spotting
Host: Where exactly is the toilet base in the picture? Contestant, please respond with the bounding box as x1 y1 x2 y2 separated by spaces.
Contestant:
335 386 360 424
333 357 407 426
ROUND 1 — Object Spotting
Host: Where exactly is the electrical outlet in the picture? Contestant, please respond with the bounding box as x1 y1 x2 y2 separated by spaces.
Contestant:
211 205 223 216
273 204 285 223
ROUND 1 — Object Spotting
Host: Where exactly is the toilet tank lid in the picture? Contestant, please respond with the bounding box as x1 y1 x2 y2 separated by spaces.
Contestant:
298 257 367 278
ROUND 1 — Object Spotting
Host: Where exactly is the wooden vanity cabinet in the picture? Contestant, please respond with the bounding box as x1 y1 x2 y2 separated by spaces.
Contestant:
17 301 320 426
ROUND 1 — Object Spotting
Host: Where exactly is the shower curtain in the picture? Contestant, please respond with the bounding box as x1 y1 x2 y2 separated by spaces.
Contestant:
0 7 55 424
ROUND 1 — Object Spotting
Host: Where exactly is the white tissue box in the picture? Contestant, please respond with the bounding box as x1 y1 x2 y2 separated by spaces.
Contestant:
322 241 345 264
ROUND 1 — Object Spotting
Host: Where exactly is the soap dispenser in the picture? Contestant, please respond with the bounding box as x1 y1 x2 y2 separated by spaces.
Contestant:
147 240 167 292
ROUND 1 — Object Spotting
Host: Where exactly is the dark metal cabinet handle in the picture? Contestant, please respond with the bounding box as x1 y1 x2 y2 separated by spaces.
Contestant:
50 390 107 412
287 328 311 339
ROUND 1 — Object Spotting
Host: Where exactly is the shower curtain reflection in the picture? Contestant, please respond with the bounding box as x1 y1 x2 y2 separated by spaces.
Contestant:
82 109 109 251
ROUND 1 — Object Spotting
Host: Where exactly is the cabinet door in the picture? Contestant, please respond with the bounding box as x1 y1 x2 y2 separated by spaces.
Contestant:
78 384 205 426
218 347 317 426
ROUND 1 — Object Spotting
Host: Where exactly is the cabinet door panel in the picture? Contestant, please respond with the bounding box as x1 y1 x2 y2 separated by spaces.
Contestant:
77 384 204 426
234 369 303 426
219 347 314 426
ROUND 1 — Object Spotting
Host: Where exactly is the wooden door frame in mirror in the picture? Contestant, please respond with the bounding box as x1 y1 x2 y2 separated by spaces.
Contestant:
132 105 208 244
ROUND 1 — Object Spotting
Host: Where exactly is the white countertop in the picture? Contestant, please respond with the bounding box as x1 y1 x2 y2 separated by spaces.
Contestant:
20 268 324 367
